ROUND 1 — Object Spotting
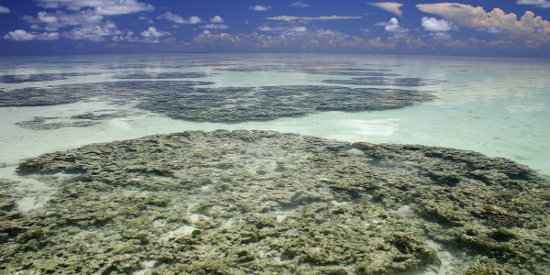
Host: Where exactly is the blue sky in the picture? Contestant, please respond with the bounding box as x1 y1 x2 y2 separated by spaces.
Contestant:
1 0 550 56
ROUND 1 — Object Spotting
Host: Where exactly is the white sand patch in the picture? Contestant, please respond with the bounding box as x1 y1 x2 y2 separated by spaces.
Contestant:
133 260 157 275
393 205 416 218
160 225 197 242
15 177 55 213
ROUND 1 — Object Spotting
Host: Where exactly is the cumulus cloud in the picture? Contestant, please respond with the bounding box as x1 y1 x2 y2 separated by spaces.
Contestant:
183 22 549 53
417 3 550 43
0 5 10 14
20 0 155 42
290 1 310 8
191 27 422 51
210 16 224 24
24 11 104 31
201 24 229 30
267 15 361 22
4 29 59 41
250 5 271 12
421 17 452 32
257 25 307 33
257 26 274 32
369 2 403 16
140 26 169 42
193 31 239 48
377 17 407 32
65 21 121 41
35 0 154 15
112 31 139 42
158 12 201 25
201 16 228 31
517 0 550 8
293 26 308 32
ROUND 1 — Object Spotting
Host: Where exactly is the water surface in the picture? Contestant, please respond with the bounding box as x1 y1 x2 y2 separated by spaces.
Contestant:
0 53 548 174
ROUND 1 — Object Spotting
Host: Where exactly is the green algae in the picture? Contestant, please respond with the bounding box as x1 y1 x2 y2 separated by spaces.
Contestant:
1 130 549 274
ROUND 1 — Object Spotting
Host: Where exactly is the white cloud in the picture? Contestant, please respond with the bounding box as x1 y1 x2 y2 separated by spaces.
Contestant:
0 5 10 14
257 25 307 33
210 16 224 23
4 30 36 41
158 12 201 25
517 0 550 8
258 26 281 32
377 17 407 33
191 28 417 51
24 11 104 31
201 24 229 30
193 31 238 47
200 16 228 31
35 0 154 16
141 26 168 38
417 3 550 42
430 31 452 40
22 0 155 42
4 29 59 41
65 21 121 41
250 5 271 12
369 2 403 16
421 17 452 32
267 15 361 22
112 31 139 42
291 26 308 32
290 1 310 8
257 25 274 32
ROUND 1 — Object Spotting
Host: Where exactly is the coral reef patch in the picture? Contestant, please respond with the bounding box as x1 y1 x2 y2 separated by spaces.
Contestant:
0 73 99 84
0 82 434 123
1 130 549 274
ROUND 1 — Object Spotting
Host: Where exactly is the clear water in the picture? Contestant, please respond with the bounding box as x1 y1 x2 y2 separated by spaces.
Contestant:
0 53 549 174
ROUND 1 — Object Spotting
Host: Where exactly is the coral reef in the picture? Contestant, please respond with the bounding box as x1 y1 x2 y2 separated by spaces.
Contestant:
16 110 142 130
0 82 434 123
323 77 443 87
1 130 548 274
114 72 208 80
0 73 99 84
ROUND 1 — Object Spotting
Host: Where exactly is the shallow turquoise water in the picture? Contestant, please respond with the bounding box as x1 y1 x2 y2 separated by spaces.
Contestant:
0 54 548 174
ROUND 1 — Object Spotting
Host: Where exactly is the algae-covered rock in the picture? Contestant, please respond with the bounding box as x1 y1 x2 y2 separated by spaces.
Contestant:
0 72 100 84
1 130 549 274
0 82 434 123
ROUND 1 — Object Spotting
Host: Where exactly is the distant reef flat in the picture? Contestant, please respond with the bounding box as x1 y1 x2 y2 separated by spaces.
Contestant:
0 73 101 84
1 130 549 274
0 82 434 124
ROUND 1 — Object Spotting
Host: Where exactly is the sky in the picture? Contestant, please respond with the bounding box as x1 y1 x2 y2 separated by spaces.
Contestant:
1 0 550 57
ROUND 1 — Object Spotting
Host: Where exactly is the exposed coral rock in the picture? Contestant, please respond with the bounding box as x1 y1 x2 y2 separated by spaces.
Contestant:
0 82 434 123
114 72 208 80
16 116 101 130
0 73 100 84
1 130 548 274
323 77 443 87
16 110 142 130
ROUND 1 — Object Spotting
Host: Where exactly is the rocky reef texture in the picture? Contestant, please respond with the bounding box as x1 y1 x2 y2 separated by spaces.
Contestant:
134 85 433 123
114 72 208 80
15 109 142 130
1 130 549 274
305 70 400 77
0 82 434 123
0 73 99 84
323 77 444 87
16 116 100 130
215 64 399 76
